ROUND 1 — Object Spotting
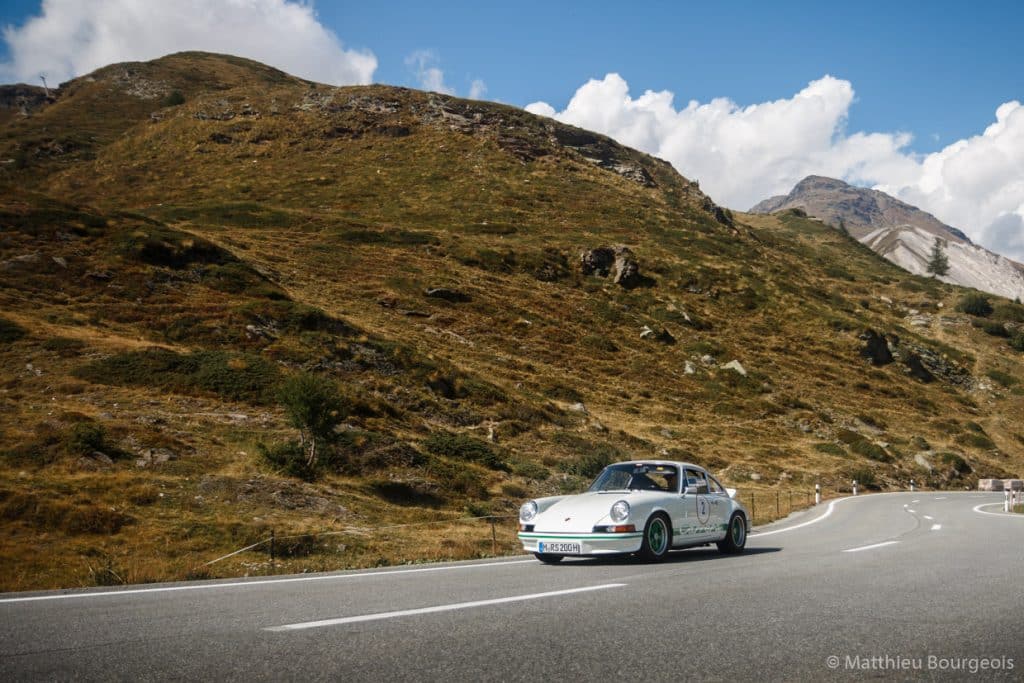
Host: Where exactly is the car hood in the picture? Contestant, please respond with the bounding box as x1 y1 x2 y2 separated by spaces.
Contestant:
533 491 648 533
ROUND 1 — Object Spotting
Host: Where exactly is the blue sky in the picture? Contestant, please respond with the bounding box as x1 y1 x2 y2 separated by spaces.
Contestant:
1 1 1021 257
1 1 1020 153
325 0 1022 155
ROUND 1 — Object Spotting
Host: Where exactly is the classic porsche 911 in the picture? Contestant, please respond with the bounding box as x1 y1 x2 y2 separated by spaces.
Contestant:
518 461 749 563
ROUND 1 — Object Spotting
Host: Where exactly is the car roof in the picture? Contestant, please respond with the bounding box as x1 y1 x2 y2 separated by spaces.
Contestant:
616 460 706 472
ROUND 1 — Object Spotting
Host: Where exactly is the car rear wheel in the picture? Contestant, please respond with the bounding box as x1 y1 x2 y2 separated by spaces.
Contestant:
534 553 563 564
717 513 747 554
638 513 671 562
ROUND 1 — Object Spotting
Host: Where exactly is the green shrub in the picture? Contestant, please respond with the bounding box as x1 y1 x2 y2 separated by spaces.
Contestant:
955 432 995 450
1011 333 1024 352
511 460 550 481
501 482 530 499
851 439 890 462
277 373 347 467
993 302 1024 323
957 293 993 317
65 423 108 456
559 447 618 479
0 317 27 344
423 432 507 471
161 91 185 107
845 467 877 489
258 441 316 481
936 451 972 474
42 337 85 355
74 348 279 403
813 442 846 457
981 321 1010 337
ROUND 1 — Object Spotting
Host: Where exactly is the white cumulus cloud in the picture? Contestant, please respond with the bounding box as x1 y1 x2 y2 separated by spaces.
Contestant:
0 0 377 86
527 75 1024 262
469 78 487 100
404 49 453 95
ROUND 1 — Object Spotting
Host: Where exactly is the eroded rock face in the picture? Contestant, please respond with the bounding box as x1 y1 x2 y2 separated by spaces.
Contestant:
580 247 615 277
580 245 648 288
860 328 973 387
860 329 895 365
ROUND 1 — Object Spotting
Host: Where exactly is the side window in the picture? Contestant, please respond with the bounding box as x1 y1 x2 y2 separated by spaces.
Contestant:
684 469 709 494
708 476 725 494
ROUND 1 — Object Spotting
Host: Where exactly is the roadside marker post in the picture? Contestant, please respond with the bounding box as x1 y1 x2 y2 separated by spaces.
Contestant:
815 483 821 505
1004 491 1010 512
910 479 915 492
853 480 858 496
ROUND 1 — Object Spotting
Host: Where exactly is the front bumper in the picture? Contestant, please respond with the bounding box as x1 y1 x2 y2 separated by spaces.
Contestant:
518 531 643 556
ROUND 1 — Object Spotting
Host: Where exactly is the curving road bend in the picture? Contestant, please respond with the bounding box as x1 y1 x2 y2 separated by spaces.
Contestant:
1 492 1022 681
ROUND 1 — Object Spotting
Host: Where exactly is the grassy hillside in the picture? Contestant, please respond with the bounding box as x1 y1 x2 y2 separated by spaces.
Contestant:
1 53 1022 589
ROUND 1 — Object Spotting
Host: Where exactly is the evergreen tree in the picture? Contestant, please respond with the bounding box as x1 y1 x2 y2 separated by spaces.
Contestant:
926 237 950 277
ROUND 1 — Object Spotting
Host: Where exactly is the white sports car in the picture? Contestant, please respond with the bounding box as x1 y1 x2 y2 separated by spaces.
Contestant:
518 461 750 563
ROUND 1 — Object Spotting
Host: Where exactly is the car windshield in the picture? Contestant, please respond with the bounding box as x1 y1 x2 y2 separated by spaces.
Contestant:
589 463 679 492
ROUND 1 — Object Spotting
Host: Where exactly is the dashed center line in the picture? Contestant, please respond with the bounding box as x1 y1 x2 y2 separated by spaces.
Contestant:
931 524 942 531
843 541 899 553
923 515 934 521
265 583 627 631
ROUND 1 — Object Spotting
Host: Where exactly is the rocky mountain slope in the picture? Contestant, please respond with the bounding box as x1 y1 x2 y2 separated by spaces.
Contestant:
2 53 1023 589
752 176 1024 300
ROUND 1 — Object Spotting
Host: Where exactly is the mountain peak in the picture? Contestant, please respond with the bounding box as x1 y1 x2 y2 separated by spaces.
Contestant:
750 176 1024 300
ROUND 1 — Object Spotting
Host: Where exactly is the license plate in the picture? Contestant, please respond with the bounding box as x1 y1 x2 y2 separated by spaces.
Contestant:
538 541 581 554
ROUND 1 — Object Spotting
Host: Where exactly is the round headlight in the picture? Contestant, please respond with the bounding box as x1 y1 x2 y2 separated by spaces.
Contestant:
519 500 538 523
610 500 630 523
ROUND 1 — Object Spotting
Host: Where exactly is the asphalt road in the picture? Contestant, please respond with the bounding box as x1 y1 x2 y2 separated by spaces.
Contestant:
2 492 1022 681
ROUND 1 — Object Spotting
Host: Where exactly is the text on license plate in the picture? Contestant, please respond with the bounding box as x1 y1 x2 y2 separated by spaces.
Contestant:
538 541 581 554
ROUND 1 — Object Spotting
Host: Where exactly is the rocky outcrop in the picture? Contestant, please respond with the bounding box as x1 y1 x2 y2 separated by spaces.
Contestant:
860 329 895 366
579 245 651 289
860 328 972 387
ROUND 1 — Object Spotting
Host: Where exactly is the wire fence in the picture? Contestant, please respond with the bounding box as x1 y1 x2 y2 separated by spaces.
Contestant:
197 486 841 576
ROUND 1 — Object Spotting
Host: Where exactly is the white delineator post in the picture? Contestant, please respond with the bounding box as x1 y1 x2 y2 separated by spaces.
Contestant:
815 483 821 505
909 479 915 492
853 480 858 496
1005 490 1010 512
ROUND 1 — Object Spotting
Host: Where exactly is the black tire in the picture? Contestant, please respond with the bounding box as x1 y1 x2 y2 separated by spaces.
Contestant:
534 553 563 564
638 513 671 562
717 513 747 554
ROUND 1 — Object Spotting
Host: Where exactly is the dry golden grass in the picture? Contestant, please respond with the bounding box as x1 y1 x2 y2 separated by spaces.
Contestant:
1 52 1022 590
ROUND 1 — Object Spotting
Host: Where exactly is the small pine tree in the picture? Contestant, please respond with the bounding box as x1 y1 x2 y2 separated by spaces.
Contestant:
276 373 346 467
926 237 950 277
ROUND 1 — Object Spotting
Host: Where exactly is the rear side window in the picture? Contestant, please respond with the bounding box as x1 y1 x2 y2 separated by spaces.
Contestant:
684 468 709 494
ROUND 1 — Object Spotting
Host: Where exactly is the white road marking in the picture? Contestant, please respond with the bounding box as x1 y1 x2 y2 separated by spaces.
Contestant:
753 498 842 537
265 583 627 632
931 524 942 531
934 497 947 500
753 491 935 538
0 559 537 604
923 515 934 520
912 499 920 503
973 503 1024 518
843 541 899 553
907 509 916 514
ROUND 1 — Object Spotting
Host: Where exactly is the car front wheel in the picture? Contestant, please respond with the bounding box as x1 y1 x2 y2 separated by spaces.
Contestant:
638 513 671 562
717 513 747 554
